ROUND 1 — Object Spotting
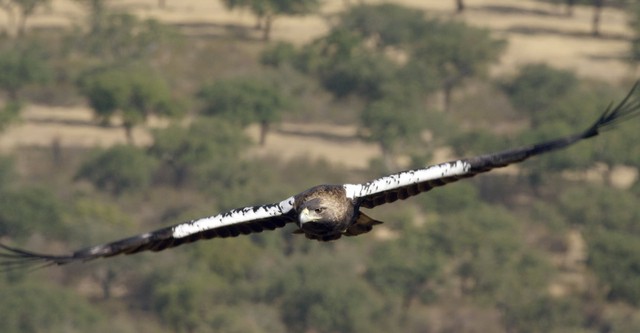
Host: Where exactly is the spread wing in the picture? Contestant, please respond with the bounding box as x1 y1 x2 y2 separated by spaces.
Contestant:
0 197 296 270
345 82 640 209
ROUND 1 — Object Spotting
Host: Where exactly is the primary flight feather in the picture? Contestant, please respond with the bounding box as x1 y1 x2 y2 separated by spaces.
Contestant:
2 82 640 270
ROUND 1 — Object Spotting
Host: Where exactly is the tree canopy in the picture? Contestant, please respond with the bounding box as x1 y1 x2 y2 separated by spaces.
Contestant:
78 66 183 143
221 0 321 41
198 77 290 145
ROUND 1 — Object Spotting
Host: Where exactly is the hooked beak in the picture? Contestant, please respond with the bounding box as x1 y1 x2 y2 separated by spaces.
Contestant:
299 208 317 224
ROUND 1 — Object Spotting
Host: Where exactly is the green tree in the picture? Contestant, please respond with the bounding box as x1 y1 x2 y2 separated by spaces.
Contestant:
559 185 640 234
500 295 583 333
417 181 481 214
366 224 442 315
66 8 180 64
78 66 183 143
260 41 296 68
411 19 505 111
269 253 387 333
588 230 640 305
316 3 504 110
149 118 250 189
591 0 603 36
0 282 103 333
136 255 283 333
629 1 640 64
0 42 50 127
0 43 50 100
296 5 435 101
426 205 551 300
146 273 218 333
198 77 290 145
0 0 51 37
360 92 425 169
0 186 64 240
338 4 429 48
0 155 13 189
71 0 107 35
502 63 579 123
75 145 158 195
222 0 321 41
295 28 399 100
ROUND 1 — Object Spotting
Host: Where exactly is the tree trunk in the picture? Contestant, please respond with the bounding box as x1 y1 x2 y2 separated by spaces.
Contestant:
565 0 575 16
254 15 263 30
51 136 63 168
455 0 465 13
591 0 603 37
17 3 39 37
262 14 273 41
380 144 397 171
259 121 269 146
99 268 116 300
16 11 28 37
124 124 134 145
7 88 18 102
443 84 453 112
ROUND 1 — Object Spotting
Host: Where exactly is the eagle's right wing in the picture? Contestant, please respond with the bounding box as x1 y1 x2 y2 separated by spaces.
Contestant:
1 196 297 270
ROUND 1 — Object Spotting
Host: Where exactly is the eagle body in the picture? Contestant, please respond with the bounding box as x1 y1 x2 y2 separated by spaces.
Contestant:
1 83 639 269
292 184 384 241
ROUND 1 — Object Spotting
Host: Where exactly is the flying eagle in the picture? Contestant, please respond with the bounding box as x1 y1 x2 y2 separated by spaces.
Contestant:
2 83 640 270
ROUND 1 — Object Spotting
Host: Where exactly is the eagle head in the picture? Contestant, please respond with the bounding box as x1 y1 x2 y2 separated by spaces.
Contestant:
297 195 352 237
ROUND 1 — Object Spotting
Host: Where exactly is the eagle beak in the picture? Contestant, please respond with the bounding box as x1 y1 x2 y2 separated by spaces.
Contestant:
299 208 315 224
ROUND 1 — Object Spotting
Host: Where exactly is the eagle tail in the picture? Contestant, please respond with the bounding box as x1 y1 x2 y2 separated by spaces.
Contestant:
343 213 384 237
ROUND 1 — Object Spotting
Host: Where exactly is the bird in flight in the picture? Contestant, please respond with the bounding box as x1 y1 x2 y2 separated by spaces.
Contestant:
2 83 639 270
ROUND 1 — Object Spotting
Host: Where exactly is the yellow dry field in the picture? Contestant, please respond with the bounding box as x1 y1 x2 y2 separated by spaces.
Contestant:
0 0 636 169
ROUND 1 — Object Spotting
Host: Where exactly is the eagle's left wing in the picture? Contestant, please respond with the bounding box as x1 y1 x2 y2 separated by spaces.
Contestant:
346 82 640 209
1 197 296 270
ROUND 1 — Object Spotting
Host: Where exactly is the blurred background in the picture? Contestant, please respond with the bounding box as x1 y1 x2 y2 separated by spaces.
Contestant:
1 0 640 332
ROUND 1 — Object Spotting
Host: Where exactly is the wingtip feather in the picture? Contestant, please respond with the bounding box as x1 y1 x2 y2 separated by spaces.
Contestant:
586 80 640 136
0 242 74 272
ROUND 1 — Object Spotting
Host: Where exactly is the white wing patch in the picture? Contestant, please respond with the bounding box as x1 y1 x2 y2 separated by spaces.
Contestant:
344 160 471 199
172 196 295 239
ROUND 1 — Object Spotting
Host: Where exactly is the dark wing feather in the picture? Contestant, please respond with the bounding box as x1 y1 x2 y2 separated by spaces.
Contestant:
348 81 640 209
0 199 296 270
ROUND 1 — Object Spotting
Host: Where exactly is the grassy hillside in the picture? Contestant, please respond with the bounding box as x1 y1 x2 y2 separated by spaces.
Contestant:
1 1 640 332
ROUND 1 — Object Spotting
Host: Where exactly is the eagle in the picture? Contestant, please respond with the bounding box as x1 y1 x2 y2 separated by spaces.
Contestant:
1 83 639 270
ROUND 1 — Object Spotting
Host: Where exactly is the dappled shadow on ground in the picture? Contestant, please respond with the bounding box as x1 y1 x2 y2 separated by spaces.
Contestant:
172 22 262 41
23 117 117 128
275 127 361 144
474 4 559 17
505 25 631 42
585 51 632 63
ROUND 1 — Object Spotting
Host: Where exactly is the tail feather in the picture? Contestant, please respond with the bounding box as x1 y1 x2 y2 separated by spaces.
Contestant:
343 213 384 237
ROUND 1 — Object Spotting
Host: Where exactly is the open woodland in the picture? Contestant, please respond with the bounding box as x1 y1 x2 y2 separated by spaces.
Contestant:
1 0 640 332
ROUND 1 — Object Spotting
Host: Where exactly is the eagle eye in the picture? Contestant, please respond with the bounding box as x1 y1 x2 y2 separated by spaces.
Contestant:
314 207 325 214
